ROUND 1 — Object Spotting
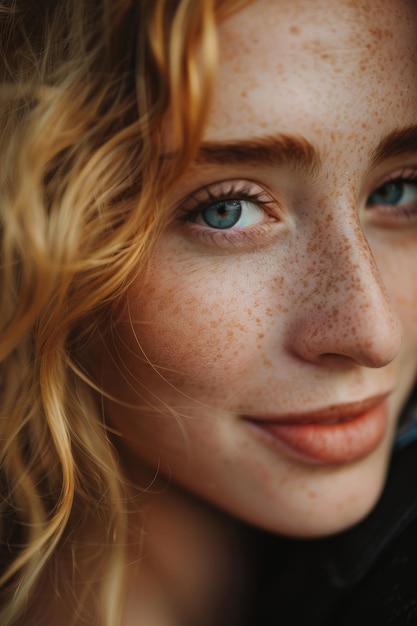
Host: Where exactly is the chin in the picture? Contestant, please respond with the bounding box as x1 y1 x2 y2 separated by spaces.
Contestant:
280 497 380 539
254 454 390 539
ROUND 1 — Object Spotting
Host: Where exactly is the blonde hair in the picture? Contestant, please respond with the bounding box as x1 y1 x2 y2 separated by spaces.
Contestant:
0 0 241 622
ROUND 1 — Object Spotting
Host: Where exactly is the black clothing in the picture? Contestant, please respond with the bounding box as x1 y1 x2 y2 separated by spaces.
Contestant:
256 439 417 625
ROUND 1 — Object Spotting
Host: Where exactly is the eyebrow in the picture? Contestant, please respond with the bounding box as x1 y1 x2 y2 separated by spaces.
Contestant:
370 125 417 167
193 133 321 175
161 125 417 175
196 125 417 171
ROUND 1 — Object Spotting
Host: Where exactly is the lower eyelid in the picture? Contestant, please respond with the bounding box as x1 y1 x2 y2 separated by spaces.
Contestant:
181 218 283 251
364 199 417 228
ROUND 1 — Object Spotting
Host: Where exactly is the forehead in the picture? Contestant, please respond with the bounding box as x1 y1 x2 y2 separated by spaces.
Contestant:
207 0 417 143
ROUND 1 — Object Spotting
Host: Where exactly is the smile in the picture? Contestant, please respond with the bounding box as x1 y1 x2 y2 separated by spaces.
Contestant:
243 394 391 465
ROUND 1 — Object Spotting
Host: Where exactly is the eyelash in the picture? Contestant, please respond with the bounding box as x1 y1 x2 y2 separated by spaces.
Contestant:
176 169 417 248
179 183 278 246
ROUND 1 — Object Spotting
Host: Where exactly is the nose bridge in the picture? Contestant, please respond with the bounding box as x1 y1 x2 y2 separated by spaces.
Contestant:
291 206 402 367
316 213 380 306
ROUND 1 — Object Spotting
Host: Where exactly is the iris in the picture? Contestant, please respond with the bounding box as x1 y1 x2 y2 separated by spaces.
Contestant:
368 180 405 205
202 200 242 229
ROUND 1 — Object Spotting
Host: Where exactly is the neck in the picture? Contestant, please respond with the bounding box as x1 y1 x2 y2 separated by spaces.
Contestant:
122 470 258 626
30 464 260 626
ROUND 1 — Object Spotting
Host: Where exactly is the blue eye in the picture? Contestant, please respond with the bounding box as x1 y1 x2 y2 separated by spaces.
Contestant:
196 198 265 230
367 179 417 206
201 200 242 229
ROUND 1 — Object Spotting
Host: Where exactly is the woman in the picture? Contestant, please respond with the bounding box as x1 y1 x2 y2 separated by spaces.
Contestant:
1 0 417 623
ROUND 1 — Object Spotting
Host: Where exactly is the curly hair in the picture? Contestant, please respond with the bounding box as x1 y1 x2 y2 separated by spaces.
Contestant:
0 0 242 622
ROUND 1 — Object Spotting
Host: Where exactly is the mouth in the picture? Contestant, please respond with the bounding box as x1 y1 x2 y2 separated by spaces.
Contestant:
243 394 391 465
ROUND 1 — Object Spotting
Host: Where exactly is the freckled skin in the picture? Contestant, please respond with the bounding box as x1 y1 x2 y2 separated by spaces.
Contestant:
97 0 417 537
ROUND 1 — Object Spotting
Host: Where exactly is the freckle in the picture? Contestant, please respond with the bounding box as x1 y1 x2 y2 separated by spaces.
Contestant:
273 276 285 287
308 491 317 499
255 318 261 323
263 357 272 368
257 333 264 339
289 25 299 35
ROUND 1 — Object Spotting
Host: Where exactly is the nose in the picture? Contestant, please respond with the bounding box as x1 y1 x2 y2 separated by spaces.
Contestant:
289 215 402 368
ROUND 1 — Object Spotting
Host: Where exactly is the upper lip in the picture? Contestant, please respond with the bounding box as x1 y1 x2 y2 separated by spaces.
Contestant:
244 392 391 425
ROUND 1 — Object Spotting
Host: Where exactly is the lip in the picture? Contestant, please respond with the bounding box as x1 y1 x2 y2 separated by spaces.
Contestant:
243 394 390 465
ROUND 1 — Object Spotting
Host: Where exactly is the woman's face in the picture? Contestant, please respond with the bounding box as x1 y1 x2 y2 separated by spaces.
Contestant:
100 0 417 536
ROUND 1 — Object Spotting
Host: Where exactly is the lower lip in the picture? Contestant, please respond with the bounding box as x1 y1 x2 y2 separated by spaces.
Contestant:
248 401 388 465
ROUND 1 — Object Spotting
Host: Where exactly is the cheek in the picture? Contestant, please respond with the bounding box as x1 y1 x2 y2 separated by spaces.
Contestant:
121 253 278 390
374 238 417 348
127 278 250 377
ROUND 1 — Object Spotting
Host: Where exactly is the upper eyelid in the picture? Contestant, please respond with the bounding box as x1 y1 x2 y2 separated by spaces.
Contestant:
381 169 417 183
176 169 417 214
367 166 417 193
178 180 274 212
368 171 417 196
